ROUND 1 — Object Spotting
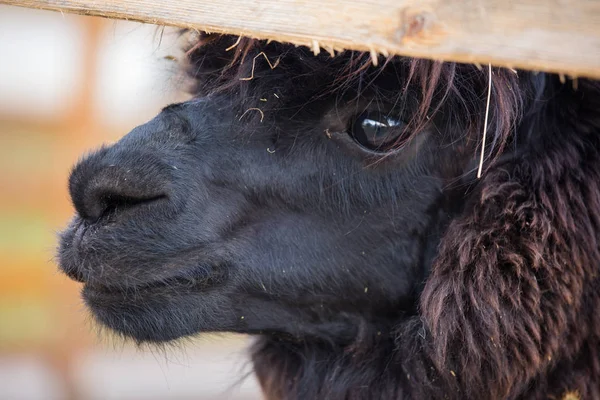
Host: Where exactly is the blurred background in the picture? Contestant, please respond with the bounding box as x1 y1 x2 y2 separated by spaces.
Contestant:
0 5 260 399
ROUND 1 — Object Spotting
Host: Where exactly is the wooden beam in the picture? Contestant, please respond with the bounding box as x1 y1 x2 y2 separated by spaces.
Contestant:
2 0 600 78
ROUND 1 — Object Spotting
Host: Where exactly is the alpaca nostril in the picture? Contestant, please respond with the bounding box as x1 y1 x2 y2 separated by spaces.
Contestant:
74 182 167 222
87 192 166 221
69 154 170 222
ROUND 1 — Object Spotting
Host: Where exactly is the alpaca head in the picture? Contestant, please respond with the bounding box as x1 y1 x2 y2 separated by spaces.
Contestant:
58 34 600 400
58 36 522 344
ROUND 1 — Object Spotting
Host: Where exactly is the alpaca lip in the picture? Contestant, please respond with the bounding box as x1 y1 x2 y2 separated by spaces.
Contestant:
83 267 217 297
70 217 104 252
72 219 90 249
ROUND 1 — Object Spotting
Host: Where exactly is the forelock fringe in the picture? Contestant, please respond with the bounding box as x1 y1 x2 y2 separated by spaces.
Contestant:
183 33 528 172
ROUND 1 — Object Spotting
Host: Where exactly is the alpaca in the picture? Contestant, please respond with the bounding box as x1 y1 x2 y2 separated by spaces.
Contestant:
58 34 600 399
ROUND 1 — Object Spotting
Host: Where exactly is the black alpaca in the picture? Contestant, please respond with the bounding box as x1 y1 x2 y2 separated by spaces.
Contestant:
58 34 600 399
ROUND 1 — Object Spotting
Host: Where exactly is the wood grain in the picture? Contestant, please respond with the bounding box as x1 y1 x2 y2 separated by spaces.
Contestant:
2 0 600 78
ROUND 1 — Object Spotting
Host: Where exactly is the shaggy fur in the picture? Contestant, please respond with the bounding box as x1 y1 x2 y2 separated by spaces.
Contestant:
58 33 600 399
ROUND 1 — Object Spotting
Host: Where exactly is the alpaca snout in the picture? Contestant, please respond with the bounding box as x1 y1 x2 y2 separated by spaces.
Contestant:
69 147 171 222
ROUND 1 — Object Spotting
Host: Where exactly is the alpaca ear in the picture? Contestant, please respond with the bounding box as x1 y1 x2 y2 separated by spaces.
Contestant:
419 144 598 398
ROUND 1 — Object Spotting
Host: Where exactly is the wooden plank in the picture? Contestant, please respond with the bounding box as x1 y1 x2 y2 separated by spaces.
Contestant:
2 0 600 78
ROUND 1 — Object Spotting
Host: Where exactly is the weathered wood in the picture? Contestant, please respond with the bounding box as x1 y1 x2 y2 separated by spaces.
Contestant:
2 0 600 78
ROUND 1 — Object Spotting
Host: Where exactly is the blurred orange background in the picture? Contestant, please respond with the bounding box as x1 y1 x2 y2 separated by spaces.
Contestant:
0 5 260 399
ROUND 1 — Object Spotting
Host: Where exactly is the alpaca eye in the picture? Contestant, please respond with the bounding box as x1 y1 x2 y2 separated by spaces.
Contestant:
349 112 408 152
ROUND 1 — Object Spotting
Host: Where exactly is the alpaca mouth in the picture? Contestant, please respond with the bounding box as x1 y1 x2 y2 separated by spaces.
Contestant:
85 275 208 295
60 214 229 299
82 266 221 298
